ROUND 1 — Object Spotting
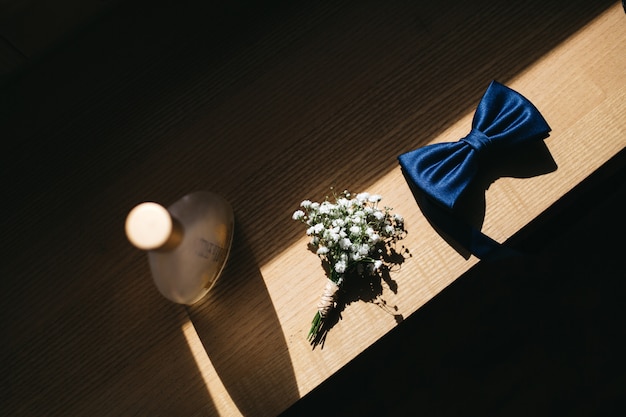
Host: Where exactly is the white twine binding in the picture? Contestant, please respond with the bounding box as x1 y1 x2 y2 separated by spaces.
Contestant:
317 279 340 318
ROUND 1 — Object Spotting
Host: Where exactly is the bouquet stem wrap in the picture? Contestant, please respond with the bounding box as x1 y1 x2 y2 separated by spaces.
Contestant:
317 279 340 318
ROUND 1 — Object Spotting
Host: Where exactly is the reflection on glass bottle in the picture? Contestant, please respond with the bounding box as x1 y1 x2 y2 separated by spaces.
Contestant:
125 191 235 305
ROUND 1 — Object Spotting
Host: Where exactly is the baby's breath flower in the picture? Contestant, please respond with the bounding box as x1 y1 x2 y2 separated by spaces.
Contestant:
316 246 329 255
334 259 347 273
319 201 332 214
292 189 407 343
332 218 344 227
292 210 305 221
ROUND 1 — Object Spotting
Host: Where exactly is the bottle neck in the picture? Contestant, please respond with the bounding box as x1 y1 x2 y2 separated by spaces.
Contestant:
153 217 184 252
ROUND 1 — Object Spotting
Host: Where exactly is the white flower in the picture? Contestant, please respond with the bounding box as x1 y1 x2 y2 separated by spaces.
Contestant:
339 237 352 250
319 201 332 214
316 246 329 255
324 228 340 243
332 218 345 227
301 200 312 208
350 252 362 262
292 210 305 220
334 259 347 273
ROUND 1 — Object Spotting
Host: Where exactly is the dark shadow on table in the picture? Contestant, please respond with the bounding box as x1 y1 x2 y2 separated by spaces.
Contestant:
186 222 299 416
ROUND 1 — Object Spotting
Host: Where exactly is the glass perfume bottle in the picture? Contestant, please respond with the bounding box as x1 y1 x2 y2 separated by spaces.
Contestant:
125 191 235 305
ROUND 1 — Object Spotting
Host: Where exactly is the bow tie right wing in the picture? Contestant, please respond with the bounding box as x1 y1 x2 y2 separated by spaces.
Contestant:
474 81 551 147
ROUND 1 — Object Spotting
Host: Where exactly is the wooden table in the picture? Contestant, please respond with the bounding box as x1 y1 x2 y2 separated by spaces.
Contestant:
2 1 624 415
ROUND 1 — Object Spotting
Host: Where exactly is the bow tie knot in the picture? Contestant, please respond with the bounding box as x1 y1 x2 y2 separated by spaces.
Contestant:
461 128 493 155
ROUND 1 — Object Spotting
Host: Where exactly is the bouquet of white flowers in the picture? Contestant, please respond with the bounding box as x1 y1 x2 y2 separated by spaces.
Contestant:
292 190 407 344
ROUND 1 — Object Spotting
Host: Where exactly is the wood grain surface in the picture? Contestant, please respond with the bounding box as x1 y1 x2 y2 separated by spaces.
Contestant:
1 0 624 415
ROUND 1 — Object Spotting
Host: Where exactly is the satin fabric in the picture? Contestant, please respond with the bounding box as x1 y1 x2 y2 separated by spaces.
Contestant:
398 80 551 260
399 80 551 210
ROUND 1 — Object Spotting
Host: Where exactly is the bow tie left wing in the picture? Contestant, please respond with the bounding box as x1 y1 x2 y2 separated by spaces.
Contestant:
398 141 476 210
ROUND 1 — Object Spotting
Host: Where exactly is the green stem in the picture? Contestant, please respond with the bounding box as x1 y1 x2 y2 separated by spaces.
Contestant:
308 311 322 342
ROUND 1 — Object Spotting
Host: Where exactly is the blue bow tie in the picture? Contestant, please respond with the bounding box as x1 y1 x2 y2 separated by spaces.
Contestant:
398 81 551 259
